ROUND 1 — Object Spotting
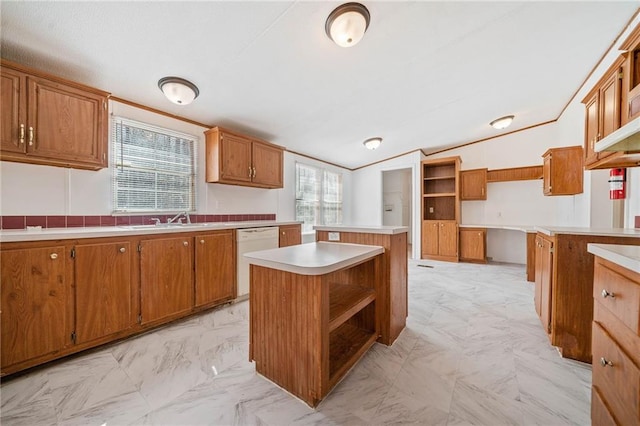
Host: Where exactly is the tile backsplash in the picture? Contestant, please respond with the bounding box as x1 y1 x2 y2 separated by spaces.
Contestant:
0 214 276 230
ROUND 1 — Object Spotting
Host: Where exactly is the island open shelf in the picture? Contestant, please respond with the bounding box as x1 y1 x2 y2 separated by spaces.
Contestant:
245 242 384 407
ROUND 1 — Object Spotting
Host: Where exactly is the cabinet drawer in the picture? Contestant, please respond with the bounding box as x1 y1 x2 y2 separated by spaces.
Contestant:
592 386 618 426
594 260 640 335
592 322 640 425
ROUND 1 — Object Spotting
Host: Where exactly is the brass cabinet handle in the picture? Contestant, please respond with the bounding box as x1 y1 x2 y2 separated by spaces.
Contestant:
119 247 126 253
50 253 58 259
183 241 189 246
252 167 256 178
19 124 25 144
249 166 253 178
601 289 615 298
28 126 34 146
200 239 205 244
599 357 613 367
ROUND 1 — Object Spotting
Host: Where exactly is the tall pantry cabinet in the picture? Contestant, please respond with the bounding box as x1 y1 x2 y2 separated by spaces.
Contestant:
421 156 461 262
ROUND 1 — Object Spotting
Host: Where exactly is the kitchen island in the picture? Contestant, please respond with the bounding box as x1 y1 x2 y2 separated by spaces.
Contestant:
245 242 385 407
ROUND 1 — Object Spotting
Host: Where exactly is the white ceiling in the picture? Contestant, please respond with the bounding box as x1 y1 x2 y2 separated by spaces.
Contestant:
1 1 638 169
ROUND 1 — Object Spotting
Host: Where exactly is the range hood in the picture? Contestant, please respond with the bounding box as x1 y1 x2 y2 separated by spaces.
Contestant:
595 115 640 152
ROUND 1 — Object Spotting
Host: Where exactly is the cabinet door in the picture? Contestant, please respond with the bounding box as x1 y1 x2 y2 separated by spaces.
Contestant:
534 236 543 317
460 169 487 200
26 75 107 168
140 237 194 324
598 69 622 161
459 228 485 262
542 153 552 195
539 238 553 335
195 231 235 307
584 92 599 166
421 221 439 257
252 141 283 188
438 222 458 257
74 241 136 344
219 131 252 184
1 246 69 368
0 67 26 154
279 224 302 247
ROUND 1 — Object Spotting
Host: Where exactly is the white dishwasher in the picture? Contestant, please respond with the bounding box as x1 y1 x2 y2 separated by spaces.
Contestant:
237 227 279 298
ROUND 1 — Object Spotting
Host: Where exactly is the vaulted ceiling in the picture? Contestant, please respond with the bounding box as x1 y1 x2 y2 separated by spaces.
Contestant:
1 2 638 169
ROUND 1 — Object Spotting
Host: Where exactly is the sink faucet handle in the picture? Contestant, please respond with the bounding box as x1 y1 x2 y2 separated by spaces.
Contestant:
151 217 161 225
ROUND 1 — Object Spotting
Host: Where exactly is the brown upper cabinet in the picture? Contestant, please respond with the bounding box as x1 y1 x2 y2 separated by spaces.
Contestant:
622 23 640 123
279 224 302 247
204 126 284 188
542 146 583 196
0 59 109 170
582 57 624 169
460 168 487 200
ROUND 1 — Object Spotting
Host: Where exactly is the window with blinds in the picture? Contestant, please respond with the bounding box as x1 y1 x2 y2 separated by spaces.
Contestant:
295 163 343 233
112 117 196 213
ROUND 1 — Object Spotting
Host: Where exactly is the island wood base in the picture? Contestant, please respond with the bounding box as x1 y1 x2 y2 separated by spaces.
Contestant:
249 254 382 407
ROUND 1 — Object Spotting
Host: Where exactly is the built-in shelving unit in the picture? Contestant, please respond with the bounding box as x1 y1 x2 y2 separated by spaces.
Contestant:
421 156 461 262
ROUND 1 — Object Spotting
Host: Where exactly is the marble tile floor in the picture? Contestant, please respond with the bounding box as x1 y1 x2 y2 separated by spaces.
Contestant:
1 260 592 425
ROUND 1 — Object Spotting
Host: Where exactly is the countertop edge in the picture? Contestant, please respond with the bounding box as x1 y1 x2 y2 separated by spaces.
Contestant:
313 225 408 235
0 221 303 243
535 226 640 238
588 243 640 275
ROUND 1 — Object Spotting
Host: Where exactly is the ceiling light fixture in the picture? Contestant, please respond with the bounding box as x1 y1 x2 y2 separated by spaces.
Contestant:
325 2 370 48
158 77 200 105
490 115 515 130
363 137 382 150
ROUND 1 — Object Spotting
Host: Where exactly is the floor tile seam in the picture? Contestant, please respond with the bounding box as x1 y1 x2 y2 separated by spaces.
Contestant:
107 350 157 419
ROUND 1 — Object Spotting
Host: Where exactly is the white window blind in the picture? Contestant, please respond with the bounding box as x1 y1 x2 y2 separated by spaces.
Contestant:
112 117 196 213
295 163 343 233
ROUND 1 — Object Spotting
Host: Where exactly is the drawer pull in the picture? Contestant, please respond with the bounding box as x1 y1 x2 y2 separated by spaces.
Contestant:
599 357 614 367
183 241 189 246
200 239 205 244
119 247 126 253
50 253 58 260
601 289 615 298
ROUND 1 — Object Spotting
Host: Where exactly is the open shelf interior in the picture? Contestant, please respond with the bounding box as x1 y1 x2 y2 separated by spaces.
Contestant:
423 196 456 220
423 177 455 195
329 283 376 333
329 320 377 383
423 163 455 179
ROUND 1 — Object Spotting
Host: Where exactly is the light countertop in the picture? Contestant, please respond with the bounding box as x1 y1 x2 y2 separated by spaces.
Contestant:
243 241 384 275
588 243 640 274
535 226 640 238
314 225 408 235
0 221 302 243
460 224 536 233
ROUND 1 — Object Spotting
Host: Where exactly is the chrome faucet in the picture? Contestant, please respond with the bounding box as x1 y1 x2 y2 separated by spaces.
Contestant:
167 211 191 224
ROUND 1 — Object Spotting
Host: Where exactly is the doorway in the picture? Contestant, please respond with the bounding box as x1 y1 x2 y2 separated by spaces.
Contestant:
382 168 413 257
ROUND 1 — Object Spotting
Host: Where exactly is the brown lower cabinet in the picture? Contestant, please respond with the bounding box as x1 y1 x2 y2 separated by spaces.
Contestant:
422 220 458 262
1 229 236 376
278 224 302 247
591 255 640 425
533 232 640 363
459 228 486 263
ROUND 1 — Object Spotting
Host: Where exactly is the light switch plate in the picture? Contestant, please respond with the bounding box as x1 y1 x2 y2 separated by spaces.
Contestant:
328 232 340 241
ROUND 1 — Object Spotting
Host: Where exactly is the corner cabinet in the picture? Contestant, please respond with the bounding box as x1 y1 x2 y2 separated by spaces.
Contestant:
0 59 109 170
421 156 460 262
542 146 583 196
204 126 284 189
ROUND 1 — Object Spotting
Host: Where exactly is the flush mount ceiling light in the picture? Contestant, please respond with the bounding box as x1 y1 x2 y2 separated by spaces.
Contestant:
325 2 370 48
490 115 515 130
363 137 382 150
158 77 199 105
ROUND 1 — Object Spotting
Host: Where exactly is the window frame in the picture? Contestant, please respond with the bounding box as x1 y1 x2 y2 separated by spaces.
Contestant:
295 162 343 233
111 116 197 214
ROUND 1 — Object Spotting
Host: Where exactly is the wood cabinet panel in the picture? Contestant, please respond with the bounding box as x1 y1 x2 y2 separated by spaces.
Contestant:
205 126 283 188
421 221 439 257
542 146 583 196
460 169 487 200
592 387 618 426
0 59 109 170
459 228 486 263
1 67 24 154
140 237 194 324
584 91 600 165
74 241 136 344
1 245 69 368
439 222 458 258
534 234 553 337
252 141 283 188
195 231 235 307
279 224 302 247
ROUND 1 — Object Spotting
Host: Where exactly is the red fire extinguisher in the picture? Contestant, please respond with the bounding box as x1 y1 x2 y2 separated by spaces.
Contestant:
609 168 626 200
